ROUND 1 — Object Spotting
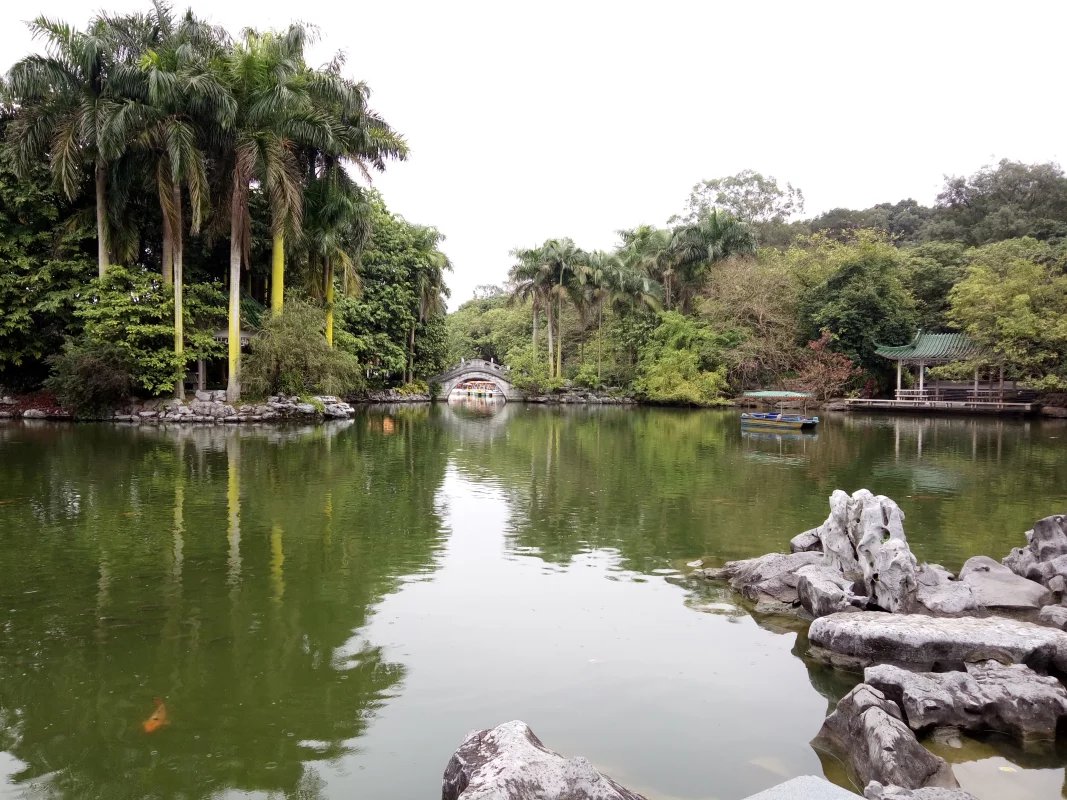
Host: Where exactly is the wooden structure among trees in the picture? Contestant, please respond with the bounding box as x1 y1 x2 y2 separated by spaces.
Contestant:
847 331 1037 415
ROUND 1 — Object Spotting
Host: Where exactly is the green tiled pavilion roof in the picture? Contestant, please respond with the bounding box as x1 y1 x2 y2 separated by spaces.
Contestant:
875 332 987 364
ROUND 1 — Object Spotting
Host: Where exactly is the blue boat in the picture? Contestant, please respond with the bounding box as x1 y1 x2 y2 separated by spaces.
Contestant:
740 411 819 430
740 391 819 430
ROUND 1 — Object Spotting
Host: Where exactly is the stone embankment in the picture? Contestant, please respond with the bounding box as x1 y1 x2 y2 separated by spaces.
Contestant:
110 392 356 423
693 495 1067 798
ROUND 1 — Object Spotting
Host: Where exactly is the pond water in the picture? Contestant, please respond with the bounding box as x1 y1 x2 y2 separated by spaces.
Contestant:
0 405 1065 800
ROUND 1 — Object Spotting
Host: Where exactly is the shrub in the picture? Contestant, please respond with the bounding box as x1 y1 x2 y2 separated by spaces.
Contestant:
242 301 364 397
45 342 133 417
396 380 429 396
573 363 599 389
633 312 730 406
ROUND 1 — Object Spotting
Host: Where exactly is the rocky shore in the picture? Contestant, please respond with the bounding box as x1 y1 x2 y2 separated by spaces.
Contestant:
689 492 1067 798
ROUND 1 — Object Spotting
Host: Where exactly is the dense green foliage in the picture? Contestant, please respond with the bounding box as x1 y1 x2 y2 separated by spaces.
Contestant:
242 300 363 397
449 162 1067 402
0 3 449 404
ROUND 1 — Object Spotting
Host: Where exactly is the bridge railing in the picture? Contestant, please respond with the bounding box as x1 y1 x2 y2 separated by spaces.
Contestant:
431 359 511 383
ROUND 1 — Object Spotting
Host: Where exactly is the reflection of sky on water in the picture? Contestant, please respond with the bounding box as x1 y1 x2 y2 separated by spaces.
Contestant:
331 466 828 800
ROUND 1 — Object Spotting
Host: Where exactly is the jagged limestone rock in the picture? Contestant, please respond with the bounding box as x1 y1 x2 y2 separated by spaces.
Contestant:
441 721 647 800
958 555 1051 611
865 783 978 799
812 684 957 791
796 564 867 617
865 661 1067 740
809 611 1067 672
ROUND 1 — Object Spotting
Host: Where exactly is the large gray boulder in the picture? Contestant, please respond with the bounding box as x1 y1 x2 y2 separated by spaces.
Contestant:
790 528 822 553
795 564 867 618
865 783 977 799
1038 605 1067 630
1002 514 1067 591
958 555 1051 611
441 721 646 800
808 611 1067 672
699 551 822 613
914 565 977 616
812 684 957 791
865 661 1067 739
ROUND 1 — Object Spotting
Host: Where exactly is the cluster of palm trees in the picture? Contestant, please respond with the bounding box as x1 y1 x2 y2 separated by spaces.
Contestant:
508 211 755 381
4 2 406 401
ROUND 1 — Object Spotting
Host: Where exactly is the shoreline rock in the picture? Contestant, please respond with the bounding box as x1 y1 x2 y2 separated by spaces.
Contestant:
812 684 958 791
865 660 1067 740
441 720 647 800
808 611 1067 673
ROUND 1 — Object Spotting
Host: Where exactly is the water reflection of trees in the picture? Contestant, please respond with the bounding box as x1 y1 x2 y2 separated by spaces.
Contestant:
0 418 449 798
445 408 1067 573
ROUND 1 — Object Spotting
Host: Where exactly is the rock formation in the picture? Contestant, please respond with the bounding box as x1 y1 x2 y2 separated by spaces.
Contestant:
864 783 978 799
812 684 957 791
958 555 1052 611
442 721 647 800
808 611 1067 673
1002 514 1067 594
865 661 1067 739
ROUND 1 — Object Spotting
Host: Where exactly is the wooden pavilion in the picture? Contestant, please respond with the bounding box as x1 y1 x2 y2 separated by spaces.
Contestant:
847 331 1037 415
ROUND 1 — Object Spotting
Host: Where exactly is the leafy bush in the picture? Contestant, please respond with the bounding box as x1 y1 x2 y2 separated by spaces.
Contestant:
789 330 861 400
45 342 133 417
242 300 364 397
634 312 730 406
396 380 429 396
505 343 559 393
67 267 225 395
573 363 600 389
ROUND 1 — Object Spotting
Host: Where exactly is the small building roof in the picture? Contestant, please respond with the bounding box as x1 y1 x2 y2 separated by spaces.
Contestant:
743 391 812 399
875 331 987 364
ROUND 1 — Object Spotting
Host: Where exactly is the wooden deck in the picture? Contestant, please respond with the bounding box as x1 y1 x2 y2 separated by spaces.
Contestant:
847 398 1037 415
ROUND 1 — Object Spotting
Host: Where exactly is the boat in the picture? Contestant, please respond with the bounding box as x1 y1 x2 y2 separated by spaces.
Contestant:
740 391 819 430
740 411 819 430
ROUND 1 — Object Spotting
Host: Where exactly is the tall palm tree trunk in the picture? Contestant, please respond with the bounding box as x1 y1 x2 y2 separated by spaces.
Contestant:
408 322 416 384
597 305 603 382
173 185 185 400
270 233 284 316
532 304 539 356
546 301 555 378
95 162 110 277
324 257 335 347
226 187 242 403
555 296 563 379
161 212 173 286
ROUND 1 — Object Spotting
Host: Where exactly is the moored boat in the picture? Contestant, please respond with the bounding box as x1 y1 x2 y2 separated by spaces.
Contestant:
740 390 819 430
740 411 819 430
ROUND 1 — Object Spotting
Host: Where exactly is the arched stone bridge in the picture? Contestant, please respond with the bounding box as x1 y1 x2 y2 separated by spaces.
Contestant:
429 359 525 401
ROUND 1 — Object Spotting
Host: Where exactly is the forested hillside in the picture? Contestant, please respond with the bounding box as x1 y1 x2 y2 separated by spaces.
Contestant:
447 164 1067 404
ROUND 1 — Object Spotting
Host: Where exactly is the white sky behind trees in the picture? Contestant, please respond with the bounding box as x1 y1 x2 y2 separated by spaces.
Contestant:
2 0 1065 307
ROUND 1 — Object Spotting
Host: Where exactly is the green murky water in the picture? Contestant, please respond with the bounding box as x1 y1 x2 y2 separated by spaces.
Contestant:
0 405 1065 800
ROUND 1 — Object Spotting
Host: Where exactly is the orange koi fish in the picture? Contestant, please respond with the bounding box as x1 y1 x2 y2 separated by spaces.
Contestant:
142 697 169 733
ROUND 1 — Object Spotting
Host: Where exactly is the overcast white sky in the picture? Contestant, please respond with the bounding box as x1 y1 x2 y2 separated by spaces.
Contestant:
3 0 1064 307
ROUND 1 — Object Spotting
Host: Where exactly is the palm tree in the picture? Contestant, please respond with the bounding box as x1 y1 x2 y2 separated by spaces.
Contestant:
618 225 673 309
540 238 587 379
217 26 312 402
105 3 233 398
278 54 407 318
6 15 132 277
407 227 451 382
667 210 756 313
508 244 552 364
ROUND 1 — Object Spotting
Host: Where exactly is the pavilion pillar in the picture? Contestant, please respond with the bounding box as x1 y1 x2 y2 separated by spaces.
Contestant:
197 359 206 391
918 361 925 396
973 366 979 401
998 363 1005 401
896 360 902 398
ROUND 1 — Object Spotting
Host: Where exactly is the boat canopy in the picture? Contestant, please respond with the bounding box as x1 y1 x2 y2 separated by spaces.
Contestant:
742 391 812 399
